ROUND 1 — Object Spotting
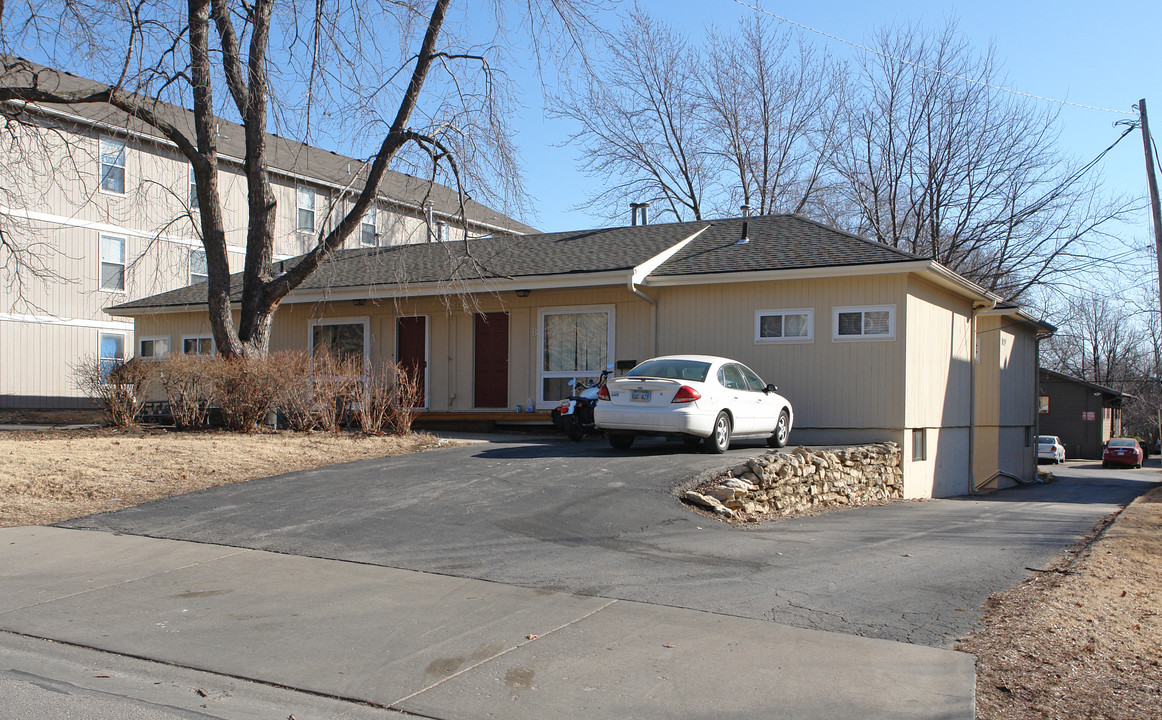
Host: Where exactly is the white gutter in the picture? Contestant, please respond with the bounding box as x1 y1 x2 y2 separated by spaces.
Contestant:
625 224 710 356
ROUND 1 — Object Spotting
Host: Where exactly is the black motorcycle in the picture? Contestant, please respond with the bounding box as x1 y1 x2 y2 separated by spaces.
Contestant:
550 368 612 441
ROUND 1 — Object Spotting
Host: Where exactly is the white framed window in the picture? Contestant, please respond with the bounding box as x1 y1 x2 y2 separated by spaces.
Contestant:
99 135 126 194
99 332 125 377
834 305 895 341
99 234 126 292
538 305 615 406
182 335 215 356
308 317 371 364
189 248 208 285
361 205 377 246
912 428 927 461
139 336 171 359
755 308 813 344
188 163 199 209
297 186 316 232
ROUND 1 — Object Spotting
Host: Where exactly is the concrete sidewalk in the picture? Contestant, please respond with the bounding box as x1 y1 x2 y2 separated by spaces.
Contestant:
0 527 974 719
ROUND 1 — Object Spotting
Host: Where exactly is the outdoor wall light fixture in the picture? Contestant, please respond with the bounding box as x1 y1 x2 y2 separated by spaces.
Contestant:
515 289 531 298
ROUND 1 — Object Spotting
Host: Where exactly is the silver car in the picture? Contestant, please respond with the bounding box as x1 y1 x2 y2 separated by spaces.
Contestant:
1037 435 1065 464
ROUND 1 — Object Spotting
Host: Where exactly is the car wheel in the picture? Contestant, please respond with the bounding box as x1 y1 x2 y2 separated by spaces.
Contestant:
704 411 731 454
608 433 634 450
767 409 790 448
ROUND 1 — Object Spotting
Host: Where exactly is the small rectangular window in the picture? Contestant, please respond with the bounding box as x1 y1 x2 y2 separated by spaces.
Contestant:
834 305 895 340
99 234 126 292
99 136 126 194
297 186 315 232
912 428 927 461
756 309 813 343
183 336 214 356
189 248 208 285
99 332 125 377
139 337 170 359
361 205 377 246
188 163 198 209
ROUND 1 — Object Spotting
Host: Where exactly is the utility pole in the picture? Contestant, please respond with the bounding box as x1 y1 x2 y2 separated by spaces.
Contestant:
1140 99 1162 325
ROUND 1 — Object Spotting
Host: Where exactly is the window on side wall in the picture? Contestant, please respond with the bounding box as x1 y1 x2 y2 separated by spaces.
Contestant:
309 319 369 364
756 309 813 343
183 335 214 356
539 307 613 404
188 163 199 209
297 186 316 233
834 305 895 340
99 135 126 194
99 332 125 377
912 428 927 461
189 248 208 284
99 234 126 292
139 337 170 359
361 205 377 246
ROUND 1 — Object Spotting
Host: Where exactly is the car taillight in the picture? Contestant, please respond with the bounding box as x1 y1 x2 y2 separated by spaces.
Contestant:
671 385 701 403
597 384 610 401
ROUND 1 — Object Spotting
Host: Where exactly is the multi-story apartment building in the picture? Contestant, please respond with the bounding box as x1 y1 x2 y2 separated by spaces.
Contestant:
0 62 534 410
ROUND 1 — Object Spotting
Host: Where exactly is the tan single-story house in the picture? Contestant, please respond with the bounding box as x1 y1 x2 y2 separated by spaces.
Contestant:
109 214 1053 498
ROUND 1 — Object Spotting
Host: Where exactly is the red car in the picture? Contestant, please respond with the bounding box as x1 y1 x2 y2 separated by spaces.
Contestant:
1102 438 1144 469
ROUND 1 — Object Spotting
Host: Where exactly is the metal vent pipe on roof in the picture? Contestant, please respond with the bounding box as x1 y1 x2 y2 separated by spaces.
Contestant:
740 204 750 217
629 202 651 226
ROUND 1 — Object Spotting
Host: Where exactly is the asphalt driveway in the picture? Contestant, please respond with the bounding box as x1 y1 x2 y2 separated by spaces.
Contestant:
62 434 1157 647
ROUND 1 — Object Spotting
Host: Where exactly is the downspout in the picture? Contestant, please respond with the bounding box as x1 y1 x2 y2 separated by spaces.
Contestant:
627 277 658 358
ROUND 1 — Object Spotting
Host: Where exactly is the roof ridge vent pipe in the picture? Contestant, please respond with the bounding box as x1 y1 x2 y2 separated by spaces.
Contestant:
740 204 750 217
630 202 643 226
735 220 749 245
640 202 649 225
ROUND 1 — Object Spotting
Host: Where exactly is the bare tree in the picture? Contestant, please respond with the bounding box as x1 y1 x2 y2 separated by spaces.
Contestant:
0 0 594 354
554 8 714 222
832 22 1136 300
1044 294 1144 386
701 16 844 218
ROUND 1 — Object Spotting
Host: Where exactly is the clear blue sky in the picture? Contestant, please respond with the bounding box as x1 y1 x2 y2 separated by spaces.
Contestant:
508 0 1162 243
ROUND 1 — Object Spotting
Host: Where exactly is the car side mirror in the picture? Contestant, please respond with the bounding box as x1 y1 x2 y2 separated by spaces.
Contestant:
765 383 778 393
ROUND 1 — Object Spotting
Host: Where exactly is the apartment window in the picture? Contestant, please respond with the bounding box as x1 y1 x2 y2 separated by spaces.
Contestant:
139 337 170 359
1039 395 1050 414
540 306 614 404
297 186 316 232
99 332 125 377
99 136 126 194
361 205 377 246
188 163 198 209
182 335 214 356
756 309 813 343
912 428 927 461
189 248 208 284
834 305 895 340
99 234 126 292
309 318 370 363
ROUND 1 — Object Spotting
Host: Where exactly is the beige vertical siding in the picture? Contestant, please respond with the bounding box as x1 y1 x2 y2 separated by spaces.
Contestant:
653 274 908 430
972 314 1039 487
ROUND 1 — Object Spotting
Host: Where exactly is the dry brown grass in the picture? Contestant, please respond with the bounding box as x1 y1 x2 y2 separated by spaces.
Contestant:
959 484 1162 720
0 427 448 527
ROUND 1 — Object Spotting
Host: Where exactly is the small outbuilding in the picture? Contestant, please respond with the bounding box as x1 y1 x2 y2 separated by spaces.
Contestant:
1037 368 1128 460
110 214 1053 498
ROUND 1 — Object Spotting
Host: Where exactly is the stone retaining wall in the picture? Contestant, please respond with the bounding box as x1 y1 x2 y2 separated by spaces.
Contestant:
683 443 903 522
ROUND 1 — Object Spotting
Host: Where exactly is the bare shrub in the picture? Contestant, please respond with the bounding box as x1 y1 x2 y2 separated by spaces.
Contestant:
357 361 395 434
73 355 156 427
311 352 364 434
158 354 217 429
385 362 423 435
210 355 284 433
275 352 321 432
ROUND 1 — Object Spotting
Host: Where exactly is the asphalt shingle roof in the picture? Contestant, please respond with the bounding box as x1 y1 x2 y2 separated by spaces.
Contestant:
110 215 927 311
2 57 536 234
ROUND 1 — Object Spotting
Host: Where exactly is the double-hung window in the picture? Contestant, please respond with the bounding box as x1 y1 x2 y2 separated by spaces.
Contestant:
297 186 316 232
99 332 125 377
183 335 214 356
189 248 208 284
755 308 813 343
99 136 126 194
539 306 614 405
361 205 377 246
99 235 126 292
834 305 895 340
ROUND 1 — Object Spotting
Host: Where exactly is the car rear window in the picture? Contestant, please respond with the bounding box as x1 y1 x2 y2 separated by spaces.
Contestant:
1037 436 1054 444
1108 439 1136 447
626 359 710 382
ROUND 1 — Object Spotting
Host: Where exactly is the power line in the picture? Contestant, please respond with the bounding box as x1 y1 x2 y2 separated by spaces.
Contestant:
730 0 1131 116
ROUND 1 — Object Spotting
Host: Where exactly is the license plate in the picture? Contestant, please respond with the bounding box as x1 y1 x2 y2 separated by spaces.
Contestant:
631 389 651 402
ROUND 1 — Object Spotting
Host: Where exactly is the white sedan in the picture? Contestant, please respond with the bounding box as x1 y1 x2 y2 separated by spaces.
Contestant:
1037 435 1066 464
595 355 793 453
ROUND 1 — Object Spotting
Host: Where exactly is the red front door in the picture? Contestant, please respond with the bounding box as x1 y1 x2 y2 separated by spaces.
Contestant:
474 312 509 408
397 316 427 407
